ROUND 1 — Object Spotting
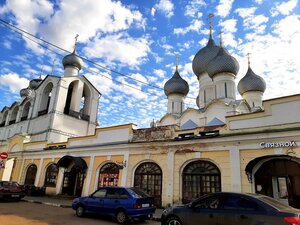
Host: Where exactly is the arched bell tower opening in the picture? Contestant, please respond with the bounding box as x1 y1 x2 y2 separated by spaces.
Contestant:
39 82 53 116
64 81 92 121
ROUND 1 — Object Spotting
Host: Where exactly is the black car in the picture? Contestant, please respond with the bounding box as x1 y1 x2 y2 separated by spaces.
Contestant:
0 181 25 201
161 192 300 225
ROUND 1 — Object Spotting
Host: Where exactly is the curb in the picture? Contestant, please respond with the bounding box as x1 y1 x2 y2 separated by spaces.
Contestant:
22 199 72 208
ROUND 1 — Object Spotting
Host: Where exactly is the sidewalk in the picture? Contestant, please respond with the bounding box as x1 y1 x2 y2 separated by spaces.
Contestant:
22 196 163 221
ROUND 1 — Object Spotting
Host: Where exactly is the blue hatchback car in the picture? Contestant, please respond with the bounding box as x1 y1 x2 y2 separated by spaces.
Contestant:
72 186 156 224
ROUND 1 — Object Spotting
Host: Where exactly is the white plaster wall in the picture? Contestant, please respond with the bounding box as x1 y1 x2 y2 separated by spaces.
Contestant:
159 115 177 126
68 127 131 147
180 109 202 126
229 100 300 130
213 73 236 100
167 94 185 114
242 91 263 108
205 102 230 124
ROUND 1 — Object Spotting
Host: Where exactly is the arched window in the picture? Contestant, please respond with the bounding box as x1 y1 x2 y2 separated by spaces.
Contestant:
134 162 162 207
44 164 58 187
21 102 31 121
98 163 120 188
24 164 37 185
182 160 221 203
9 106 19 125
0 111 8 127
39 82 53 116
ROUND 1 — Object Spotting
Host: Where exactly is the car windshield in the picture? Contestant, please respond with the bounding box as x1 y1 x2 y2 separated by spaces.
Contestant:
260 196 293 211
127 188 151 198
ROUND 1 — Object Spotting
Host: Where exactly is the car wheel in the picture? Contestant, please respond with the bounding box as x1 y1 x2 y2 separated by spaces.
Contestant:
166 216 182 225
116 210 127 224
76 205 85 217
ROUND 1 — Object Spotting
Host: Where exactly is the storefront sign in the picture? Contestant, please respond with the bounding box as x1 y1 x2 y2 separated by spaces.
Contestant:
260 141 297 149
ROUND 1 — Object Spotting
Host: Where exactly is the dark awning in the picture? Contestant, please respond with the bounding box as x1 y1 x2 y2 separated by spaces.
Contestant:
57 155 87 170
245 154 300 183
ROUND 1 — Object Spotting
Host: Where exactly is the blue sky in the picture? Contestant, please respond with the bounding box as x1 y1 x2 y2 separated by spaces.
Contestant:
0 0 300 128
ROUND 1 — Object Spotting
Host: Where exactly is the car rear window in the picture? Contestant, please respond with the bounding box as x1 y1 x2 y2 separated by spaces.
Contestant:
127 188 151 198
260 196 293 211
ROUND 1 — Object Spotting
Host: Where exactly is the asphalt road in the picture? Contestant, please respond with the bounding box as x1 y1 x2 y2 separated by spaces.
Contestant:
0 201 160 225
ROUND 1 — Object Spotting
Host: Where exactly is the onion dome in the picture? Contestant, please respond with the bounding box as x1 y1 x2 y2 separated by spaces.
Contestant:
207 47 239 79
192 36 220 79
62 51 83 70
164 70 189 96
20 87 32 98
238 66 266 95
29 77 43 89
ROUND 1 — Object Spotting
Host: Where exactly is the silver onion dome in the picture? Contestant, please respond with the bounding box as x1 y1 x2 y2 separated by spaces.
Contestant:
20 87 33 98
238 66 266 95
207 47 239 79
192 37 220 79
29 77 43 89
62 51 83 70
164 70 189 96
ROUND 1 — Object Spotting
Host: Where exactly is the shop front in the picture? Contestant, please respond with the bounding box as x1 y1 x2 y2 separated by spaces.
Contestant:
246 154 300 208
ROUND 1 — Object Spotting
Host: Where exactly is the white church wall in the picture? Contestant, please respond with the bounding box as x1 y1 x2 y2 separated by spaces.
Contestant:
180 109 202 127
228 97 300 130
68 126 132 147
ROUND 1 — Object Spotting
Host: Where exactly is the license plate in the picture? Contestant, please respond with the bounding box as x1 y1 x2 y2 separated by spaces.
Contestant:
12 195 19 197
142 203 149 207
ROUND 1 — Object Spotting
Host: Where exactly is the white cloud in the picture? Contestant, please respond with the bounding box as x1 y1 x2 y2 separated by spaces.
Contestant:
152 0 174 18
130 73 148 83
85 72 113 94
236 7 268 33
174 19 203 35
153 69 166 78
270 0 298 17
0 73 30 93
255 0 264 4
83 33 150 67
184 0 206 18
236 15 300 100
1 0 145 54
216 0 235 18
2 40 12 49
219 19 238 47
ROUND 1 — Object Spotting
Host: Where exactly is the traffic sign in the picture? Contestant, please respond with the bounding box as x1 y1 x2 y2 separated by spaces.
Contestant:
0 152 8 160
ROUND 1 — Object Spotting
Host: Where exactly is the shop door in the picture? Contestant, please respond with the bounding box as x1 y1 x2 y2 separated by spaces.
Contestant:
272 176 289 205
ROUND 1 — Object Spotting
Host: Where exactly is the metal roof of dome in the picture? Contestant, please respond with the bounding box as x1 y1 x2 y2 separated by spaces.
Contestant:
62 51 83 70
238 66 266 95
29 77 43 89
164 70 189 96
20 87 32 98
207 47 239 78
192 36 220 79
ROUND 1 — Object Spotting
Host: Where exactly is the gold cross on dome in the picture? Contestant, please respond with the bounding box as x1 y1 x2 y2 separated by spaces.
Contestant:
219 30 223 47
73 34 79 53
207 13 214 36
247 53 251 66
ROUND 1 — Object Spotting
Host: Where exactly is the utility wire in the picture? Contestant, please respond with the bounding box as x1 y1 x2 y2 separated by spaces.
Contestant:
0 18 197 102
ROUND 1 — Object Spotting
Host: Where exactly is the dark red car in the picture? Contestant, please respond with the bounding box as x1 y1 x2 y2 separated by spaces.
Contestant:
0 181 25 201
